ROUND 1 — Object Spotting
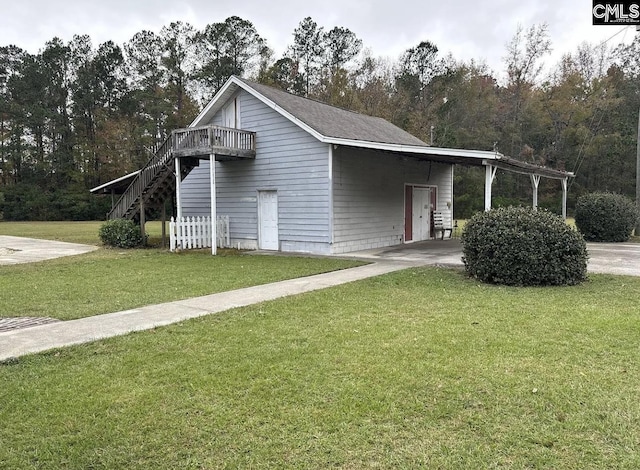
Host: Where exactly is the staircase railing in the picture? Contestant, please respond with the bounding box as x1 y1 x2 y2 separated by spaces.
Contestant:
107 135 173 220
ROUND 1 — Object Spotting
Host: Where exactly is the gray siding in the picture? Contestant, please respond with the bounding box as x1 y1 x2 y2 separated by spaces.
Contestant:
331 147 453 254
180 90 331 253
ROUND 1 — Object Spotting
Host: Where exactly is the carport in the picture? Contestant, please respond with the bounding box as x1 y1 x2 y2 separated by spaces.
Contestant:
390 146 573 218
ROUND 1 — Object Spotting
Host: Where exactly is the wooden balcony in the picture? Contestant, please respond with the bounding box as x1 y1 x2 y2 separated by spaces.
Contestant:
172 125 256 159
107 125 255 221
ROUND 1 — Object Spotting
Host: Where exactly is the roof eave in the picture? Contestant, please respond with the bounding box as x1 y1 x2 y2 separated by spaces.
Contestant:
89 170 141 193
326 137 502 160
233 78 327 142
483 156 574 180
329 138 573 178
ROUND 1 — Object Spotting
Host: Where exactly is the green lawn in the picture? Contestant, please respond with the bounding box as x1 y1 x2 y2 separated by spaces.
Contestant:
2 267 640 468
0 221 364 320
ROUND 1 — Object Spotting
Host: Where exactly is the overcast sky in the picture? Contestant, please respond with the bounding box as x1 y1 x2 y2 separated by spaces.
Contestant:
2 0 638 80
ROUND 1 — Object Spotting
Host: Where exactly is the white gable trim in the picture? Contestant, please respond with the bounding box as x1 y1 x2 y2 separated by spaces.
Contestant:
191 77 325 142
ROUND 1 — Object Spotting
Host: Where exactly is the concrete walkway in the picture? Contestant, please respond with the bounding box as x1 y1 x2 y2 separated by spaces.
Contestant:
0 259 423 361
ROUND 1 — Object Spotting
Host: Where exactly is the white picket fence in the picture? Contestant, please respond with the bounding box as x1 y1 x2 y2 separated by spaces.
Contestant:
169 215 230 251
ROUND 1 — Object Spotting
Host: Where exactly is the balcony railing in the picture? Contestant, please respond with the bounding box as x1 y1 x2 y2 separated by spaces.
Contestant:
172 125 256 158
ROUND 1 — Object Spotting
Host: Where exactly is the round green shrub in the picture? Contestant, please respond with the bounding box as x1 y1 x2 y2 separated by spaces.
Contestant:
99 219 146 248
574 192 638 242
461 207 587 286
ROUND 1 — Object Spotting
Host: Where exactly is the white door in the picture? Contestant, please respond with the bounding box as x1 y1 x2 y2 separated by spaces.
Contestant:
223 99 236 128
223 98 239 147
412 188 432 241
258 191 279 250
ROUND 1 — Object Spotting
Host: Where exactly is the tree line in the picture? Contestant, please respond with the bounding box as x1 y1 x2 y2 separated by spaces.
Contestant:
1 16 639 220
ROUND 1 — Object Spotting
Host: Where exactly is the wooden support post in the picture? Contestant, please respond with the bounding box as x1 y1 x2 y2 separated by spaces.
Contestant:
161 202 167 248
139 197 146 243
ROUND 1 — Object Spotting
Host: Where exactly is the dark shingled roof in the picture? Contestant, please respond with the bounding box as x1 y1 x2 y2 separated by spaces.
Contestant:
236 77 429 147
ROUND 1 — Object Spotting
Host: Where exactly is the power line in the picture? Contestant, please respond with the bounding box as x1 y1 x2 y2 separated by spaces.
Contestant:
568 110 605 191
596 25 634 48
568 26 635 188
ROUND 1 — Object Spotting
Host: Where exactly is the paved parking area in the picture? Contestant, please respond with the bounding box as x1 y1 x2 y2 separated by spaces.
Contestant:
585 243 640 276
342 239 465 266
345 239 640 277
0 235 97 265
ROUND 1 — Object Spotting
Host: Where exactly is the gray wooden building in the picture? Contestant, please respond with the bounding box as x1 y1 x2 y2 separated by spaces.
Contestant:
93 76 572 255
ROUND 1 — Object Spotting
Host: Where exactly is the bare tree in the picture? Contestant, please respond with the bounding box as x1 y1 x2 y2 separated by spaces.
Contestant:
504 23 552 87
501 24 552 158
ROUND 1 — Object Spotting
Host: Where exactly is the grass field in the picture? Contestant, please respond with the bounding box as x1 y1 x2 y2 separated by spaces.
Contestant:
0 220 165 245
2 221 640 468
2 267 640 468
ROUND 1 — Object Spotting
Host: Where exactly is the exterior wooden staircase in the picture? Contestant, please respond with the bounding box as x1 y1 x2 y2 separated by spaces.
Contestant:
108 125 256 222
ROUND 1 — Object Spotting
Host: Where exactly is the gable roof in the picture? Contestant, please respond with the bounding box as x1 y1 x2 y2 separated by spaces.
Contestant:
193 75 430 149
236 78 428 147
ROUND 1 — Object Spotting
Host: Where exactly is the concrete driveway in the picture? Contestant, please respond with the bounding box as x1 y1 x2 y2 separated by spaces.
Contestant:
345 239 640 277
0 235 98 265
585 243 640 276
343 240 465 266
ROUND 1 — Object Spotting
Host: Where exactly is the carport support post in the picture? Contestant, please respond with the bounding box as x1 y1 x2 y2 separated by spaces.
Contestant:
530 174 541 210
210 154 217 256
484 164 497 211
